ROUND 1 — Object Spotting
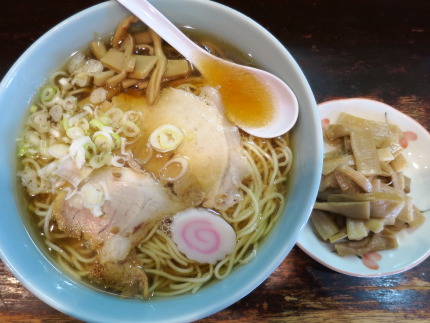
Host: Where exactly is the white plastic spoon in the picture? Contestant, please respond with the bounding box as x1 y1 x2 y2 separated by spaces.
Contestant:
117 0 298 138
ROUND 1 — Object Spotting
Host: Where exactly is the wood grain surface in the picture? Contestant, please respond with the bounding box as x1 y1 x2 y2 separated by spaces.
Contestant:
1 0 429 322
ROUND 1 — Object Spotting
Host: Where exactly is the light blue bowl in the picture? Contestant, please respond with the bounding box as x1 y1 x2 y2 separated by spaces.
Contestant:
0 1 322 322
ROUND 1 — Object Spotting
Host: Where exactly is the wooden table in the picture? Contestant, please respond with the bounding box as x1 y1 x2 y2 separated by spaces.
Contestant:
1 0 429 321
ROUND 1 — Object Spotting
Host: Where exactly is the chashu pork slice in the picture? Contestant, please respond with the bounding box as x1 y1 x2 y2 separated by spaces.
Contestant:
53 166 185 264
131 87 251 210
199 87 252 209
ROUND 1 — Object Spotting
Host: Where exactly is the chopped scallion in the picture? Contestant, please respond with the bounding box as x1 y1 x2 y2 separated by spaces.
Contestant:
89 119 105 130
83 141 97 159
40 86 58 104
29 105 38 113
17 144 29 157
98 115 112 126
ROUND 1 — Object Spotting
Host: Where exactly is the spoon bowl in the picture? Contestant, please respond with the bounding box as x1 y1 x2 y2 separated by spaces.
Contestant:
118 0 298 138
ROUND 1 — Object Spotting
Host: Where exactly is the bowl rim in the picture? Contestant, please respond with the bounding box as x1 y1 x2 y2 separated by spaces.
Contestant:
0 1 322 322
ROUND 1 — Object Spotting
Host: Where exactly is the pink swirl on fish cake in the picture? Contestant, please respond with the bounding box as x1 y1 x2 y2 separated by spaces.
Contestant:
181 220 220 254
171 208 237 264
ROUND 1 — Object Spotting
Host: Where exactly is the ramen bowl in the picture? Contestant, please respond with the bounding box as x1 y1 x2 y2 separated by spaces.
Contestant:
0 0 322 322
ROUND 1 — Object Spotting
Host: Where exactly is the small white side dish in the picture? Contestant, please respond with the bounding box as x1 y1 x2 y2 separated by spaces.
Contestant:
297 98 430 277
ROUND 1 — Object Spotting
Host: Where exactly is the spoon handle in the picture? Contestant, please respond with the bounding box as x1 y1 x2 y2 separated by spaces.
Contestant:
117 0 203 61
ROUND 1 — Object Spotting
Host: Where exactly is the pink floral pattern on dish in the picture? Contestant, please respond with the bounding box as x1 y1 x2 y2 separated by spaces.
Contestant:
321 118 330 132
358 252 382 270
400 131 418 149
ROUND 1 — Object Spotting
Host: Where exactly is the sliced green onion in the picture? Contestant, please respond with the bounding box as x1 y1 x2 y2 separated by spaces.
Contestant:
90 151 112 169
89 119 105 130
48 144 70 159
111 155 126 167
63 96 77 112
29 105 38 113
81 183 105 208
17 144 30 157
105 108 123 126
122 110 141 123
72 72 90 87
149 124 184 152
98 115 112 126
76 118 89 132
121 120 141 137
26 148 38 156
40 86 59 105
69 136 92 169
25 131 41 147
84 59 104 75
29 111 50 133
93 133 113 151
89 87 107 104
38 140 51 158
111 133 121 149
66 126 85 140
61 115 70 131
83 141 97 159
49 104 63 122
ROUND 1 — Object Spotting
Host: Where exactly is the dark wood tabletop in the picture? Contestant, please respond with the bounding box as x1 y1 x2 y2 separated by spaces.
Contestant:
1 0 429 322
